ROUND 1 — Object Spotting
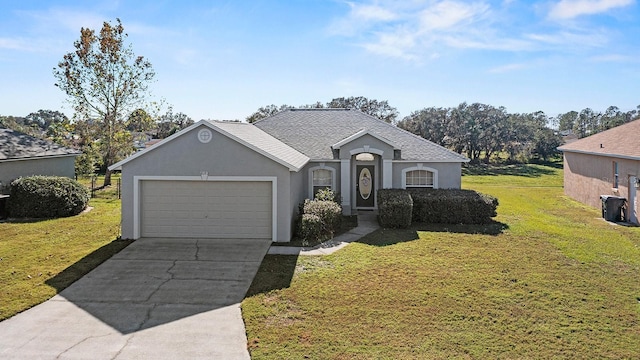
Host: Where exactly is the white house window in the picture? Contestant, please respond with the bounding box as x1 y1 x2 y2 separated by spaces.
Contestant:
613 161 619 188
312 168 333 197
405 169 434 188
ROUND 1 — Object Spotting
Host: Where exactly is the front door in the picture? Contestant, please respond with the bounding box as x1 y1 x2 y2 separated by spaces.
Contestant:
356 165 375 208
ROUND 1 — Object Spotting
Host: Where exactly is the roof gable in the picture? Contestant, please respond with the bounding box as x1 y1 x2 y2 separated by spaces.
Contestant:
332 129 399 150
558 119 640 161
254 108 468 162
0 127 80 161
109 120 309 171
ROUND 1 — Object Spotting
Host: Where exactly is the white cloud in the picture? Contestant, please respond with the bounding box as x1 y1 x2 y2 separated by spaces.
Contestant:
525 30 608 47
330 0 626 61
488 63 528 73
548 0 634 19
328 1 399 36
361 28 418 60
418 1 489 31
0 38 35 51
589 54 635 62
350 2 398 21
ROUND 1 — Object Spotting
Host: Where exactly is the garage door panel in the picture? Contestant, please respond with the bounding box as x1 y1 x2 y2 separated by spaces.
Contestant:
141 180 272 239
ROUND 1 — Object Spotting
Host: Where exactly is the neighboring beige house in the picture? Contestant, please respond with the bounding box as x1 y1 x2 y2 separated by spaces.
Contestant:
0 127 81 191
558 119 640 225
110 108 469 241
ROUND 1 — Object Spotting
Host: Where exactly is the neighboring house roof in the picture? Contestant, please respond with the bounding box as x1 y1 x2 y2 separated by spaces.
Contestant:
254 108 469 162
558 119 640 161
0 127 81 162
109 120 310 172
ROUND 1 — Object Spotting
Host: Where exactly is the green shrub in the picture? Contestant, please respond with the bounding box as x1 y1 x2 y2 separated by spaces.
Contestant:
8 176 90 218
303 199 342 234
298 213 323 245
296 198 343 245
314 188 341 203
377 189 413 228
409 188 498 224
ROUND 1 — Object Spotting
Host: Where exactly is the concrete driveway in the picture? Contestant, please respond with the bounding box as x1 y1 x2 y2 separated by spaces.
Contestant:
0 237 271 359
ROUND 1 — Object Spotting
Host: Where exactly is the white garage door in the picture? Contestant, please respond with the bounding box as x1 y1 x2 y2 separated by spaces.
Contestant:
140 180 272 239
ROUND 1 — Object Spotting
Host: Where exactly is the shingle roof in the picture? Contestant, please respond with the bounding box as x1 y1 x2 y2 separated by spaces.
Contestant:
254 108 469 162
558 119 640 161
0 127 80 161
208 121 309 171
109 120 310 172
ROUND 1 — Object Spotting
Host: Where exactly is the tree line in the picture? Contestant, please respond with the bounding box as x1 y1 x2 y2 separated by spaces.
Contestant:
3 18 639 186
554 106 639 138
247 99 640 164
245 96 399 124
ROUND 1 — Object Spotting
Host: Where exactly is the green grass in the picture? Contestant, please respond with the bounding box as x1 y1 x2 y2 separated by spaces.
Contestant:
243 164 640 359
76 174 122 199
0 197 130 320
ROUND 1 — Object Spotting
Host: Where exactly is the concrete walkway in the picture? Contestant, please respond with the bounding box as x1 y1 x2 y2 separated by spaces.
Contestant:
0 238 271 360
268 211 380 255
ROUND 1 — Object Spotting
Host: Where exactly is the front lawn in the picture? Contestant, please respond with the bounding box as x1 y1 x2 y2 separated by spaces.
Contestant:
0 198 130 320
242 164 640 359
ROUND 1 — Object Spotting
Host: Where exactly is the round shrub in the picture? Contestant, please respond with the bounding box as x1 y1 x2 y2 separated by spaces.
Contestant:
303 199 343 233
8 176 90 218
298 213 323 245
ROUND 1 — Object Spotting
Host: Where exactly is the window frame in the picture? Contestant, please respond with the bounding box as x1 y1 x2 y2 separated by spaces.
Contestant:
309 165 336 199
401 165 438 189
613 161 619 189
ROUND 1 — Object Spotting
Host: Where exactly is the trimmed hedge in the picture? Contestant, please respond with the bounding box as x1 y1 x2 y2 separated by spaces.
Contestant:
377 188 498 228
8 176 89 218
408 188 498 224
377 189 413 228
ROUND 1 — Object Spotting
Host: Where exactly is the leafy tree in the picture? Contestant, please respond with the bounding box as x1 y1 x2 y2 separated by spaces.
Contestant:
156 108 194 138
326 96 399 123
247 96 399 123
75 141 103 176
556 111 578 132
397 107 450 146
0 116 30 135
246 104 292 123
45 117 73 145
126 108 155 132
53 18 155 186
24 110 68 130
530 128 562 161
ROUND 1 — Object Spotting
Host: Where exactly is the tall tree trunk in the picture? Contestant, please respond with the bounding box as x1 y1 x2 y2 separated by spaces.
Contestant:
104 168 112 187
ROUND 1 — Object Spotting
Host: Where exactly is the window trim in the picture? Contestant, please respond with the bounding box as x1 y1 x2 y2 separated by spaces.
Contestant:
613 161 619 189
401 165 438 189
309 164 336 199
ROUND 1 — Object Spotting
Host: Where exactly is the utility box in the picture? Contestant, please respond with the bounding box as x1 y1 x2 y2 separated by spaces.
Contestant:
600 195 627 222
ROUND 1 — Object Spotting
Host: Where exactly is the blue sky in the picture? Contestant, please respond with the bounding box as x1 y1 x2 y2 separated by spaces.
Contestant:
1 0 638 121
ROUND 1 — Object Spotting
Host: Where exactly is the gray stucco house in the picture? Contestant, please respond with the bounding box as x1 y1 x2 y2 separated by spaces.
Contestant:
110 109 469 242
0 127 81 190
